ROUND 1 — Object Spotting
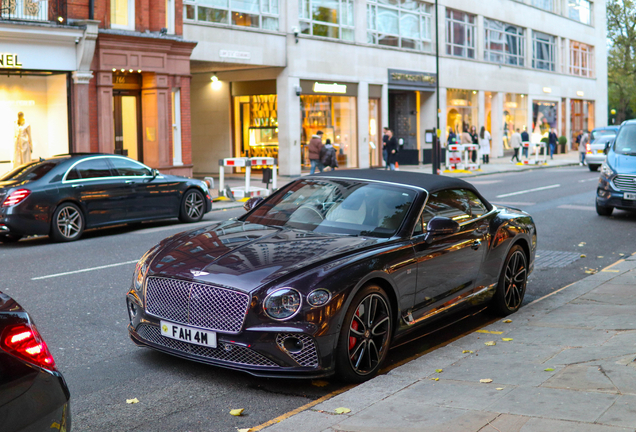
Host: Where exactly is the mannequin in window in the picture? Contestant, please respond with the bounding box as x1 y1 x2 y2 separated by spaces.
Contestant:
13 111 32 168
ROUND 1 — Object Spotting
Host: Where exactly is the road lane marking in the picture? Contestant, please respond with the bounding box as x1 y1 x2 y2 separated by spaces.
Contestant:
31 260 138 280
476 329 503 335
579 177 599 182
470 180 503 185
601 259 625 273
496 184 560 198
557 204 596 211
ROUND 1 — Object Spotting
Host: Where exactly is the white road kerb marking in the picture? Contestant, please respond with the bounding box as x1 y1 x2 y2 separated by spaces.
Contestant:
32 260 138 280
496 184 560 198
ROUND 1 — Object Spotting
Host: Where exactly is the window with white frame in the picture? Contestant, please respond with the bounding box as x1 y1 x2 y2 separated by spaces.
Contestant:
111 0 135 30
532 0 554 12
184 0 279 31
568 0 591 25
166 0 176 33
532 31 556 71
446 9 475 58
299 0 355 41
570 41 594 77
366 0 432 52
484 19 525 66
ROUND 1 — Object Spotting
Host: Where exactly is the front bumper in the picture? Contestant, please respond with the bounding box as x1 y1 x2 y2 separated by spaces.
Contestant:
597 179 636 210
126 294 337 379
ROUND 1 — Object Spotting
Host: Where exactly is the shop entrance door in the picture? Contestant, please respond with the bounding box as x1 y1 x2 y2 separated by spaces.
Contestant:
113 90 143 161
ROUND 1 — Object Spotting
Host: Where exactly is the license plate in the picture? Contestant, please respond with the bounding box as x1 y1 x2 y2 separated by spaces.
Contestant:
160 321 217 348
624 193 636 200
597 149 604 154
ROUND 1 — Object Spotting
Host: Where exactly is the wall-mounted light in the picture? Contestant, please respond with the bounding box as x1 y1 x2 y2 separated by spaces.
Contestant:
543 87 552 93
576 90 584 97
120 69 125 72
520 94 525 98
472 90 477 94
129 69 133 73
112 68 116 72
137 69 142 73
211 73 222 90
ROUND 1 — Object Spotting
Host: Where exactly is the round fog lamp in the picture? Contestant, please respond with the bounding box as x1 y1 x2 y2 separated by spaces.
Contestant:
307 289 331 306
264 288 301 320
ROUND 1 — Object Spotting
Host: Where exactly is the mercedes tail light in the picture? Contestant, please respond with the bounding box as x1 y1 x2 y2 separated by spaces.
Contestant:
2 189 31 207
0 323 57 372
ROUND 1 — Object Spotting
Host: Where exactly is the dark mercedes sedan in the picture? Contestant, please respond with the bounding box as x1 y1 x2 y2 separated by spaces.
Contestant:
0 154 211 242
127 170 536 382
0 291 71 431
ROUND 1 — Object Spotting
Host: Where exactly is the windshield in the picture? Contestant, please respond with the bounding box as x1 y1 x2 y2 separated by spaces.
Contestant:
243 179 418 238
0 160 62 182
614 125 636 156
591 130 617 141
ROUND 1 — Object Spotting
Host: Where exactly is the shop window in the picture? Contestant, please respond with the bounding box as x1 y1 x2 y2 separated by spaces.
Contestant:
568 0 591 24
233 95 279 161
446 89 477 138
166 0 176 33
0 0 48 21
301 95 357 168
484 19 525 67
445 9 475 59
369 99 381 167
570 41 594 77
532 31 556 72
503 93 528 149
184 0 279 31
111 0 135 30
366 0 432 52
532 101 557 138
299 0 355 41
532 0 554 12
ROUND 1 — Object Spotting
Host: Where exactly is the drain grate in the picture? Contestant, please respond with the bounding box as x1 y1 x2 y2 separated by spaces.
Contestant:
534 250 582 269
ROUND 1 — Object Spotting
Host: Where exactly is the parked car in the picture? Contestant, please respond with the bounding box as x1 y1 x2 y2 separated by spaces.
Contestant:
0 154 212 243
587 126 620 172
0 291 71 431
597 121 636 216
127 170 536 382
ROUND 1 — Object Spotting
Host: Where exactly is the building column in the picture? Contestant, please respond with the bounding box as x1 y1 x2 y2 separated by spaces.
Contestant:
564 37 570 74
381 83 389 137
439 87 447 145
96 71 114 154
478 90 486 132
357 81 370 168
565 97 572 150
141 73 171 169
476 15 484 62
491 92 504 157
71 72 93 152
526 29 534 69
354 0 367 44
277 71 301 176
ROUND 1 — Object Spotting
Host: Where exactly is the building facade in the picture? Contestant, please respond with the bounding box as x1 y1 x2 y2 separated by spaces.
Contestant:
185 0 607 177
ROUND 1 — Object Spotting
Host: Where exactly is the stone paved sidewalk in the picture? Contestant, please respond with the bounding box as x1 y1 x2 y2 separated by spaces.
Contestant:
264 253 636 432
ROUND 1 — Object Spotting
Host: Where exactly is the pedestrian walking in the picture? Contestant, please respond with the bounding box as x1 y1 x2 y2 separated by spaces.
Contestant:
548 128 558 160
386 129 399 171
320 139 338 170
510 128 522 163
382 127 389 170
521 127 530 158
479 126 491 164
578 130 589 165
470 125 479 162
448 127 457 144
308 131 324 174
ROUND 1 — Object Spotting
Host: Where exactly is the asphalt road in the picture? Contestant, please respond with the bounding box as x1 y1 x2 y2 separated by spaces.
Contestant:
1 165 634 431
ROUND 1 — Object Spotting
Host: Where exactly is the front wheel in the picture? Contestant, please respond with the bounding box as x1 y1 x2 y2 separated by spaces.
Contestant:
596 201 614 216
179 189 205 223
588 164 600 172
336 285 392 383
50 203 85 242
491 245 527 316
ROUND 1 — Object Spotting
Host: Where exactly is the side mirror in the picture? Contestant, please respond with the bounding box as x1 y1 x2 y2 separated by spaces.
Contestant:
244 196 264 212
425 216 460 242
151 168 159 178
604 141 613 155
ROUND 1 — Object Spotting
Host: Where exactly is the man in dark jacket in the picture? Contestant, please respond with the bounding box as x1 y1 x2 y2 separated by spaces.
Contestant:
382 127 389 170
308 131 324 174
386 129 399 170
521 127 530 158
320 139 338 170
548 128 558 159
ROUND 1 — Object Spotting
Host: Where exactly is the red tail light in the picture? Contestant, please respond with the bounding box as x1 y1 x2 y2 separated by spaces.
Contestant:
0 323 57 372
2 189 31 207
586 143 592 154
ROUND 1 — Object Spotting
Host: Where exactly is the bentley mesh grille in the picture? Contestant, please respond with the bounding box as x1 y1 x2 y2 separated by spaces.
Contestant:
136 324 278 367
276 333 319 368
145 277 249 333
613 175 636 193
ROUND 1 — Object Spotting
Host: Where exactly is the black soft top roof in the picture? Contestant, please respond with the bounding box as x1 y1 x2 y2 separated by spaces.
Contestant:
313 169 478 194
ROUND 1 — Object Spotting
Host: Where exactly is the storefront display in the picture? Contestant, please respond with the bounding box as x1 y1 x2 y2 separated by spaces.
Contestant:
233 94 278 161
446 89 477 136
571 99 594 148
369 98 381 167
0 73 69 176
532 100 557 137
503 93 528 148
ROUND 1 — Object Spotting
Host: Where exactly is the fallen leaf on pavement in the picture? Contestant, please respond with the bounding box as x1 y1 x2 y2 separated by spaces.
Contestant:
312 380 329 387
544 368 555 372
230 409 245 416
436 369 443 373
430 377 439 381
620 253 626 256
578 242 586 247
485 341 496 346
502 338 513 342
502 319 512 323
126 398 139 404
585 269 598 274
480 379 493 383
496 388 504 391
237 429 252 432
462 350 473 354
597 256 604 258
580 254 586 258
334 407 351 414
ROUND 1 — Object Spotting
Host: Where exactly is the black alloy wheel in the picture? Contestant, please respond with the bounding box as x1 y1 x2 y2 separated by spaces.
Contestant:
596 200 614 216
179 189 205 223
50 202 85 242
336 285 392 383
492 245 527 315
0 234 22 243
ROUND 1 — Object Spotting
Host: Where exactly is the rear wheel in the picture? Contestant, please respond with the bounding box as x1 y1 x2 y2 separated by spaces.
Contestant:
179 189 205 223
491 245 527 316
588 164 600 172
50 203 84 242
596 201 614 216
336 285 392 383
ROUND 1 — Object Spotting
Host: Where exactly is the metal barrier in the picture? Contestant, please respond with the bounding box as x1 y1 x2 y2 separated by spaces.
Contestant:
218 157 277 199
445 143 480 171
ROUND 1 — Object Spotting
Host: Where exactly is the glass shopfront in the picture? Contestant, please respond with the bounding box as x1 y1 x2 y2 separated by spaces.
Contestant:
0 73 69 176
532 100 557 137
571 99 594 148
233 94 278 160
446 89 477 137
300 80 358 169
503 93 528 148
369 98 381 167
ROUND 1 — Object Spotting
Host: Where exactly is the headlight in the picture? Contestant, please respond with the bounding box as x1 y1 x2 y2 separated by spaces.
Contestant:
307 289 331 306
600 163 615 178
132 247 158 293
263 288 302 320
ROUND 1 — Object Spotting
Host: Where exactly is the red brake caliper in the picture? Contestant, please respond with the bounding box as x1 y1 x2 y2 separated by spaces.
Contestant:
349 310 359 350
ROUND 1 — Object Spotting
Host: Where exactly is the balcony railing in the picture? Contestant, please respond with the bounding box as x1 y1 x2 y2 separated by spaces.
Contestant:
1 0 67 23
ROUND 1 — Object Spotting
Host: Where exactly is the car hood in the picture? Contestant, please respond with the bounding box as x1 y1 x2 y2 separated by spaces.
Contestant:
148 221 383 293
609 153 636 174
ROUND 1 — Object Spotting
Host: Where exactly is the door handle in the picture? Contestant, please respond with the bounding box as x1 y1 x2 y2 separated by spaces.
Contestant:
72 184 84 188
471 240 482 250
125 180 136 184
